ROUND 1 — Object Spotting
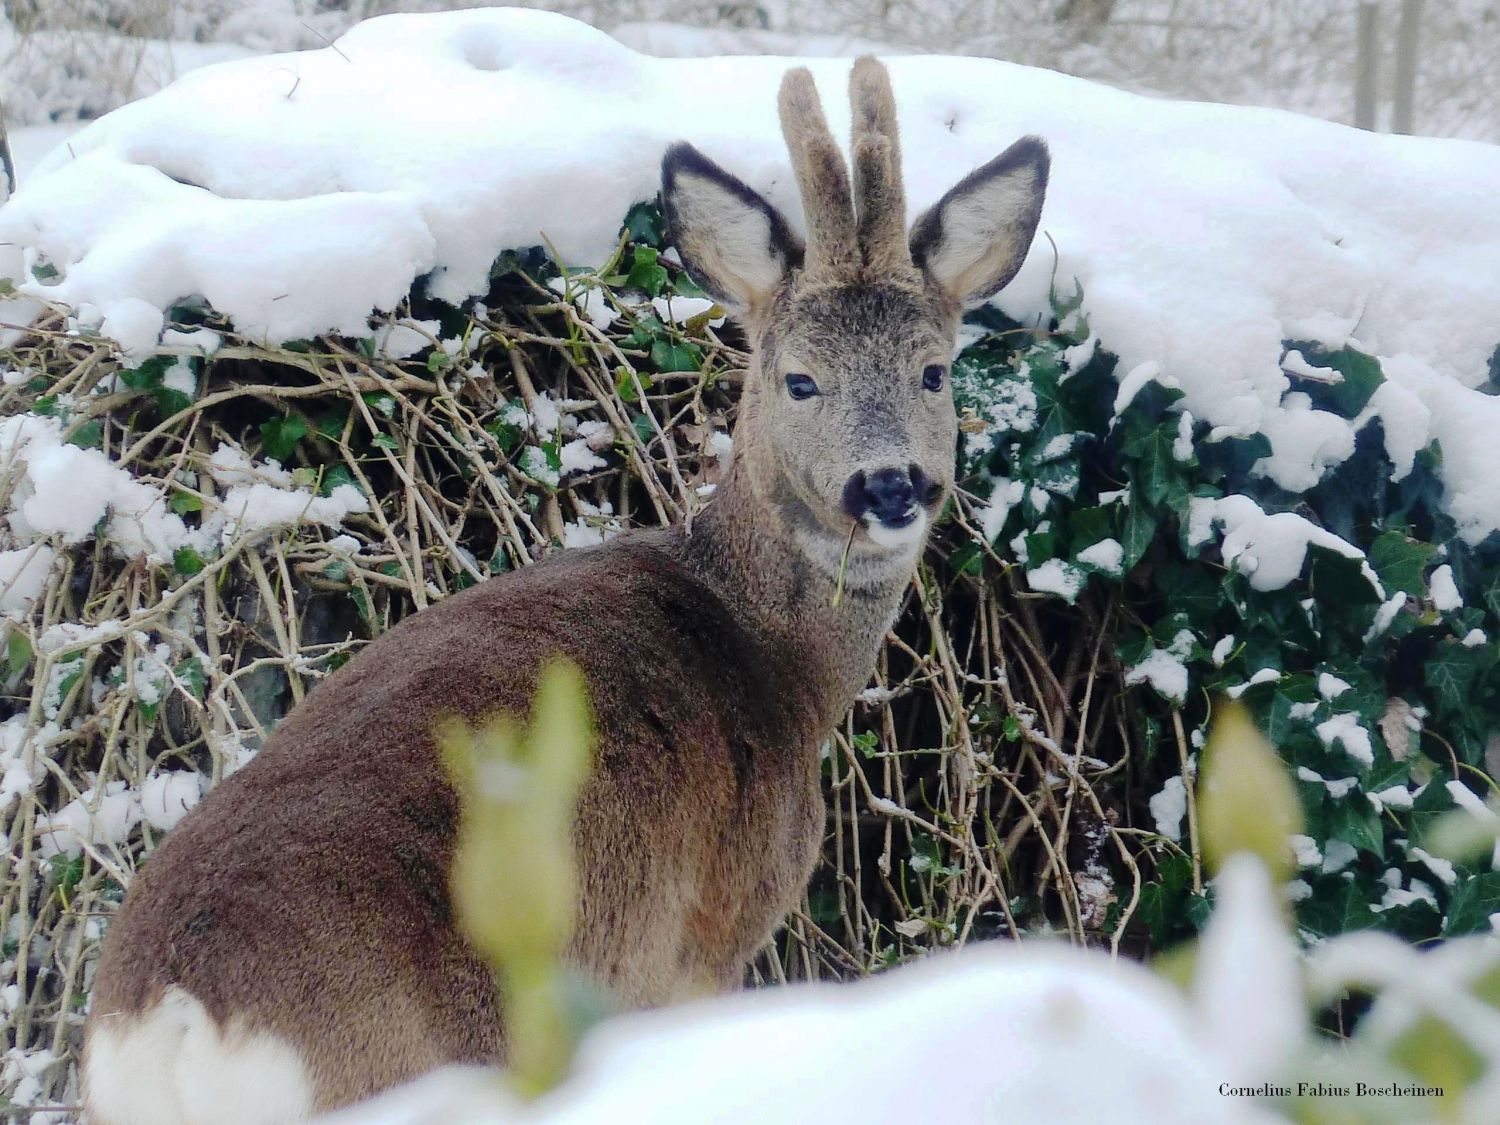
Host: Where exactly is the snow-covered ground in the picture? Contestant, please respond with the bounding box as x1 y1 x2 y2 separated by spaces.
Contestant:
325 857 1292 1125
5 7 1500 543
319 853 1500 1123
9 124 82 184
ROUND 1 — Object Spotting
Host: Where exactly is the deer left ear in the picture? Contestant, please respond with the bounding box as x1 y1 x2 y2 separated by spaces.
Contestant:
661 142 804 315
909 136 1049 307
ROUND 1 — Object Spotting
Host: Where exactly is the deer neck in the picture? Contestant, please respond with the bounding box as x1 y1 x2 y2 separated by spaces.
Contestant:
678 393 917 725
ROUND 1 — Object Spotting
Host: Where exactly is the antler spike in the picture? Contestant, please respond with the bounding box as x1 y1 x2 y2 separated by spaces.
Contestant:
778 68 859 280
849 56 913 275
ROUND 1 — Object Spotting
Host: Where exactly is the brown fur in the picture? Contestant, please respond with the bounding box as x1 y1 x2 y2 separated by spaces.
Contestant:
85 57 1050 1120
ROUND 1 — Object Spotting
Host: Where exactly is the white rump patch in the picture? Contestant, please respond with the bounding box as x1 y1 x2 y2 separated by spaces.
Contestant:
86 986 314 1125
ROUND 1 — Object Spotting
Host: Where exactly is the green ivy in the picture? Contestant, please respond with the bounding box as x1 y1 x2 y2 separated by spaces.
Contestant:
953 288 1500 949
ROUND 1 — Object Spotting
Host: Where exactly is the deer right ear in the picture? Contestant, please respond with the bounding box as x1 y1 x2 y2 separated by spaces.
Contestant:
661 143 803 315
909 136 1050 308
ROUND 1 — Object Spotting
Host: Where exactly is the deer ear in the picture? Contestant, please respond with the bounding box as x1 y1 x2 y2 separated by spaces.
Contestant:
909 136 1049 307
661 142 803 314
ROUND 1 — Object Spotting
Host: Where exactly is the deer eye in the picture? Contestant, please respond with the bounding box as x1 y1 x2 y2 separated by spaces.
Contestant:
785 373 819 400
922 364 946 392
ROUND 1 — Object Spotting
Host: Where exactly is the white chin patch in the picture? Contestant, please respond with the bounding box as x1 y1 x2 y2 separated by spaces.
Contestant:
863 509 928 549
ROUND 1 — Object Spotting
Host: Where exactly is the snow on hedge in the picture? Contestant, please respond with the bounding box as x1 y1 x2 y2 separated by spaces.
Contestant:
5 8 1500 539
0 411 367 580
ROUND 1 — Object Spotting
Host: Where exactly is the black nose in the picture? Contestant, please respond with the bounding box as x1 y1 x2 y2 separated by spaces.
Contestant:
843 467 916 525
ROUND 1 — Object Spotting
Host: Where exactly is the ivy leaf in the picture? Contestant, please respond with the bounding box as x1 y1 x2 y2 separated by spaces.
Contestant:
621 201 666 248
614 367 654 403
625 246 669 296
1369 530 1438 597
6 630 32 678
174 658 205 702
1120 491 1159 571
650 339 701 373
1425 641 1495 716
362 392 397 418
261 414 309 463
169 489 203 515
1321 345 1386 417
949 542 984 576
1327 796 1385 860
173 547 206 576
1122 421 1185 508
1443 872 1500 936
320 464 358 497
1298 879 1379 938
66 420 103 449
1308 543 1381 606
1408 781 1459 852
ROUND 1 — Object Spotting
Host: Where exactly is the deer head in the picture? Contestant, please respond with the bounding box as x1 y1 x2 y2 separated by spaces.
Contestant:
662 58 1048 589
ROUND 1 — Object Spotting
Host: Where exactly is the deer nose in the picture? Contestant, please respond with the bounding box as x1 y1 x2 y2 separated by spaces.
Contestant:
843 467 917 526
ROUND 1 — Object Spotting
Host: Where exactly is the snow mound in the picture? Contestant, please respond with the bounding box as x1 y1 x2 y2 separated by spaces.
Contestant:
4 8 1500 531
323 941 1265 1125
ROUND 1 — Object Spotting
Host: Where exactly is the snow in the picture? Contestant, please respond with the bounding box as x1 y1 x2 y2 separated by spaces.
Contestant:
5 8 1499 536
1148 774 1187 842
1321 839 1358 874
1296 768 1357 800
1252 392 1355 493
373 320 441 360
549 278 616 330
9 125 84 183
1172 410 1195 462
1289 834 1323 870
1374 869 1439 914
1316 673 1351 701
1314 712 1375 769
1429 564 1463 611
0 544 55 614
977 478 1022 542
139 771 203 833
1280 349 1340 385
37 620 126 655
1226 667 1280 699
1124 629 1195 704
651 294 722 327
976 379 1038 436
1194 494 1383 595
1 413 195 563
1365 591 1408 642
1024 558 1086 603
1193 856 1301 1088
328 926 1266 1125
1375 354 1500 545
0 418 368 570
205 445 371 541
1408 845 1459 888
1112 361 1175 416
1075 537 1123 575
1444 780 1500 870
220 481 357 537
35 780 140 860
1368 785 1415 815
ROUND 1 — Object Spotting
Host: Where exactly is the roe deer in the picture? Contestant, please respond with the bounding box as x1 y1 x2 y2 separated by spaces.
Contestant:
83 57 1048 1123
